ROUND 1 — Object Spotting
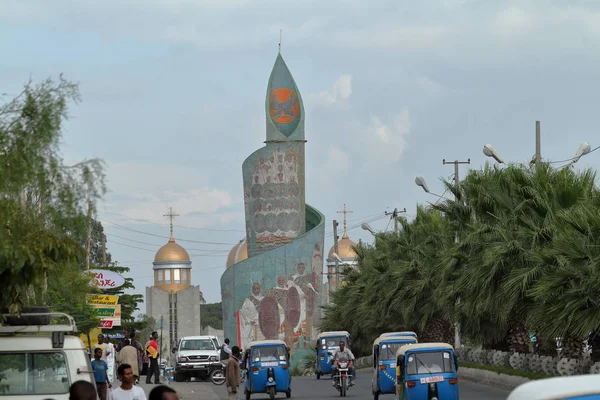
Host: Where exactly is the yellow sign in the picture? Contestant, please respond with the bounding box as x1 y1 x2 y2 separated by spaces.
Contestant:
87 295 119 305
80 327 103 350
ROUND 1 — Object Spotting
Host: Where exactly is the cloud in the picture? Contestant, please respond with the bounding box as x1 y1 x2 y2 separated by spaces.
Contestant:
100 161 240 228
307 74 353 107
361 109 411 164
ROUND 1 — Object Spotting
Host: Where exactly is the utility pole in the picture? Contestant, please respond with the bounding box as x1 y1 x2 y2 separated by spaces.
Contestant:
101 234 107 266
85 201 93 271
442 158 470 350
535 120 541 169
332 220 339 289
385 208 407 233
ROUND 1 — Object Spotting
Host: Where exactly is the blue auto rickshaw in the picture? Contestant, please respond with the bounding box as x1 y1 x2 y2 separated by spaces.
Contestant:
379 332 418 340
244 340 291 400
372 336 418 400
396 343 459 400
314 330 351 379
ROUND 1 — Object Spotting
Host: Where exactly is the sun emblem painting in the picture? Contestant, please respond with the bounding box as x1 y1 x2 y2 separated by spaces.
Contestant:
269 88 299 124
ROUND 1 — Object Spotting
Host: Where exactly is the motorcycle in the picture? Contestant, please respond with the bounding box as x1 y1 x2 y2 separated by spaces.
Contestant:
211 360 247 386
333 361 352 397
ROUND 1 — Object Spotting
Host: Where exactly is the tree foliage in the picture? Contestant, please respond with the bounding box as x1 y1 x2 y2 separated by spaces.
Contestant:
201 302 223 330
0 76 105 315
321 163 600 359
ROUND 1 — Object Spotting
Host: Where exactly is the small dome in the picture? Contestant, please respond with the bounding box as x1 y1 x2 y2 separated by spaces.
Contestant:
226 238 248 269
154 238 190 263
328 232 357 260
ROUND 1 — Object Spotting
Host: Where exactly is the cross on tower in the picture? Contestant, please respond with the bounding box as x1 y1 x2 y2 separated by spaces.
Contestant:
163 207 180 242
337 204 353 236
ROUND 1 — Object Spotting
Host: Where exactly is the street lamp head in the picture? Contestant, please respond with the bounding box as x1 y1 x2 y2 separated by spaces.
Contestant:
483 144 505 164
332 253 343 263
572 142 591 164
415 176 430 193
361 222 376 235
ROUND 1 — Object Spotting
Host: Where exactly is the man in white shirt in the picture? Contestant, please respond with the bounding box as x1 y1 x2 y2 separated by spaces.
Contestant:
103 336 116 383
111 364 147 400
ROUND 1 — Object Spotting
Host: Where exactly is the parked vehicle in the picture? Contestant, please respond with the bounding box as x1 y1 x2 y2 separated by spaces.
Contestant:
396 342 459 400
172 335 221 382
244 340 291 400
0 310 95 400
314 330 351 379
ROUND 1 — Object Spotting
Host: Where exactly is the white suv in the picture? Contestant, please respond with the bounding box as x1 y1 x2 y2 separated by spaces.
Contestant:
0 311 95 400
173 335 221 382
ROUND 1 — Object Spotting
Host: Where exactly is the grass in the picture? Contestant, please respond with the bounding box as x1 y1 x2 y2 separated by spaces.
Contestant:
459 361 553 380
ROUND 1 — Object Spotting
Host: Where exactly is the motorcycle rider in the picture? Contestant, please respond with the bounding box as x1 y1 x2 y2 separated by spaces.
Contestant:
331 340 355 387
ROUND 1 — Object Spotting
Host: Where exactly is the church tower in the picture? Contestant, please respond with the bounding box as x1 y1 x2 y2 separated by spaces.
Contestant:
326 204 358 300
146 208 202 359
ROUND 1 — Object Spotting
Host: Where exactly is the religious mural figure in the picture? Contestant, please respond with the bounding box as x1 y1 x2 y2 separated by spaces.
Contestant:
239 282 265 347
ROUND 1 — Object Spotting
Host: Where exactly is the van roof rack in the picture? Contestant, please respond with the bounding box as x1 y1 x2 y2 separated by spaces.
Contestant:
0 312 78 334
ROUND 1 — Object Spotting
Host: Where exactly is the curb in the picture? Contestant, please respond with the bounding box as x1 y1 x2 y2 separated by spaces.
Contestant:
458 367 530 390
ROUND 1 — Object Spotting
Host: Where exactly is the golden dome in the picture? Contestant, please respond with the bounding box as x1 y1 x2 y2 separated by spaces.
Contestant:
328 232 357 259
154 238 191 263
226 238 248 269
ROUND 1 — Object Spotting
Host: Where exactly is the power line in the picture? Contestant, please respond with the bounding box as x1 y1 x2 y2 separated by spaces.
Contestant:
110 240 230 256
549 145 600 164
106 232 231 252
99 218 237 245
98 210 245 233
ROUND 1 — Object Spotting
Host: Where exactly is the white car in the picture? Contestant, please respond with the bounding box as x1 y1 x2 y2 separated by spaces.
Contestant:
0 311 96 400
172 335 221 382
507 375 600 400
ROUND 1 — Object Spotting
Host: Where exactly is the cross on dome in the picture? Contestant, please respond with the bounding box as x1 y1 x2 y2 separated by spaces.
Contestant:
163 207 180 242
337 204 353 238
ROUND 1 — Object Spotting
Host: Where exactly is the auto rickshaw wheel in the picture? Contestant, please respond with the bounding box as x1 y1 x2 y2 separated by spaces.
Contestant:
316 372 321 379
286 388 291 398
268 386 275 400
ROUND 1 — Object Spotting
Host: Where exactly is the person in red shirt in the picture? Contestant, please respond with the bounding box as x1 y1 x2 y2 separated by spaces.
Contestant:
146 331 160 384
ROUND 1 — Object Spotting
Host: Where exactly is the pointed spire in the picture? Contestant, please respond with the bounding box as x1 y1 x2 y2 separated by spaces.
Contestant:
265 53 304 140
337 204 353 239
163 207 180 243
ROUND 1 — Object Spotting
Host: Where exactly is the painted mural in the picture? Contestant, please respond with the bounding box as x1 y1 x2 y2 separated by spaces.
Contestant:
221 53 326 367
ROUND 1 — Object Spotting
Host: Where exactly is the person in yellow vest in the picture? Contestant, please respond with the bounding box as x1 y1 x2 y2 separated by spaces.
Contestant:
146 331 160 384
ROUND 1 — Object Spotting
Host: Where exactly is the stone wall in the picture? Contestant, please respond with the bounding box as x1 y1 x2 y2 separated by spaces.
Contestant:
355 347 600 377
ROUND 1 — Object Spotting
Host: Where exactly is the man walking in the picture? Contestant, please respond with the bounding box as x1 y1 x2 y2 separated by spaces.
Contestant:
146 331 160 384
225 346 241 400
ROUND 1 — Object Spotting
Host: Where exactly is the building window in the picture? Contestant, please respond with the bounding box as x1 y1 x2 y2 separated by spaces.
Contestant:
164 269 171 283
157 269 164 284
181 270 188 284
173 269 180 284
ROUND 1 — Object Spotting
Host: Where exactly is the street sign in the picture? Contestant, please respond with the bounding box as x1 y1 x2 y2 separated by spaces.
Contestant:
93 306 117 317
87 295 119 305
89 269 126 290
99 320 113 329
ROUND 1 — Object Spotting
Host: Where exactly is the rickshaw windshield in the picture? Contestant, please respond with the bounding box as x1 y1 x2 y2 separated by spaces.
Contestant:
180 339 215 350
251 345 286 362
321 336 347 350
405 351 454 375
380 342 410 361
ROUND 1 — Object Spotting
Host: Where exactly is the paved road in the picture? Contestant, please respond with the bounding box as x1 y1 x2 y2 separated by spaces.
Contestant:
138 371 511 399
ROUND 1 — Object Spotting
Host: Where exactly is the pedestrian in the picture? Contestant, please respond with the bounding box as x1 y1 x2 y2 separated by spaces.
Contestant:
149 385 178 400
68 380 96 400
220 338 232 361
146 331 160 384
104 336 116 384
111 364 147 400
225 346 242 400
117 340 140 383
91 347 112 400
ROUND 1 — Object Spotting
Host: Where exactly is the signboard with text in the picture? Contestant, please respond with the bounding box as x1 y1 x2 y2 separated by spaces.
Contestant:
98 304 121 329
88 269 126 290
87 295 119 305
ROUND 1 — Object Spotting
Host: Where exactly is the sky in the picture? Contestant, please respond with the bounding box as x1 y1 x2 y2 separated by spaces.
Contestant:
2 0 600 311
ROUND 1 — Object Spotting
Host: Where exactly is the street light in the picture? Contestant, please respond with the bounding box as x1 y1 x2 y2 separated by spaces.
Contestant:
361 222 376 236
415 176 430 193
483 144 505 164
332 253 343 263
483 142 591 166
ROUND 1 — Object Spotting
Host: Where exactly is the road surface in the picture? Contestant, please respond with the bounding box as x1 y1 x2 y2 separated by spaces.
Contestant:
138 372 511 399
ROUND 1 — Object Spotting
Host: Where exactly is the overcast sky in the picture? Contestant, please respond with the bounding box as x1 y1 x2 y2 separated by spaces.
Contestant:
2 0 600 310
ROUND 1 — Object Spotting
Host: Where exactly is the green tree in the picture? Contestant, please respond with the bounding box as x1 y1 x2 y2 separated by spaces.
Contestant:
201 302 223 330
0 76 105 315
